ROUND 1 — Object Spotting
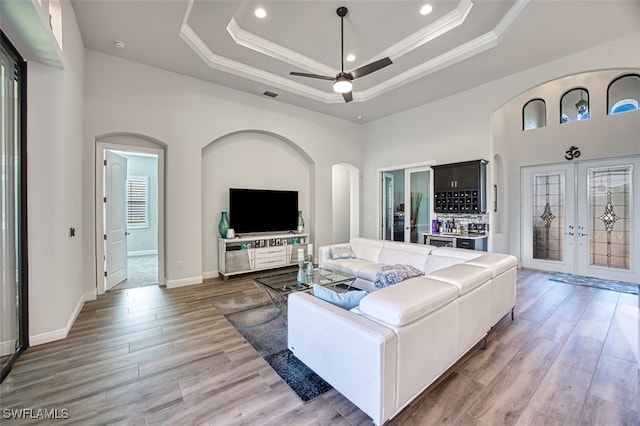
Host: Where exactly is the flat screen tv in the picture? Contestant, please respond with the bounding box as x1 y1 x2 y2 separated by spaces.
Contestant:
229 188 299 234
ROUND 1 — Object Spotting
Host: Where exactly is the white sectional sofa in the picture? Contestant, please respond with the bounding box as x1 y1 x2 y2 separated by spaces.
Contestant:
288 237 517 426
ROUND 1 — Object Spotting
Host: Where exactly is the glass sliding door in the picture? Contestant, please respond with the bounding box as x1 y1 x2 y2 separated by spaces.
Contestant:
406 168 430 243
1 32 28 383
381 166 432 243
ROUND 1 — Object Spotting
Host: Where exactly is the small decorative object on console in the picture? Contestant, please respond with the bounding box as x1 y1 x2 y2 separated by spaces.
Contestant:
297 210 305 233
218 211 230 238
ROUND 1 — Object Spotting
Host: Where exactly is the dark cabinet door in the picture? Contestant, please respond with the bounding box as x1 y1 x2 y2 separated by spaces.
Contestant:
433 166 456 191
454 163 481 188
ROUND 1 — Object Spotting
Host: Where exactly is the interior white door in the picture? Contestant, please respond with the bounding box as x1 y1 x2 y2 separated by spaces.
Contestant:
522 163 576 273
105 151 128 290
522 157 639 283
576 157 639 282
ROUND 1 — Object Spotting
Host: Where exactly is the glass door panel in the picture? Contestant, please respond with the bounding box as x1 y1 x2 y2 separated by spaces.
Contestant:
577 158 638 282
522 164 575 273
406 168 430 243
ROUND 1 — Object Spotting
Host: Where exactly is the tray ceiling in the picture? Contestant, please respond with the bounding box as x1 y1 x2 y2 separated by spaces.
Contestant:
72 0 640 123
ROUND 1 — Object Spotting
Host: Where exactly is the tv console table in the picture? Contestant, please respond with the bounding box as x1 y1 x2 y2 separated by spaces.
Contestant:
218 233 310 279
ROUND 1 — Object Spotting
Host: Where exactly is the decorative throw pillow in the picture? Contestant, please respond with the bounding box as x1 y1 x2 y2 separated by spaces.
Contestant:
312 284 367 310
374 264 424 289
330 245 356 260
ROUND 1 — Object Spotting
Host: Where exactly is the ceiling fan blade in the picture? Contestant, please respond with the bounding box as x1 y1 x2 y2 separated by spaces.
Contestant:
349 57 393 80
289 72 335 81
342 91 353 103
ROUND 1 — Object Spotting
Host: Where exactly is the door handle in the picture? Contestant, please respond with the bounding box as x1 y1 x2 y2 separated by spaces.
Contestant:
125 232 130 236
564 232 574 236
578 232 588 237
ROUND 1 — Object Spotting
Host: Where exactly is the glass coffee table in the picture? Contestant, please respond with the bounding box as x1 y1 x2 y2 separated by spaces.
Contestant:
253 268 356 308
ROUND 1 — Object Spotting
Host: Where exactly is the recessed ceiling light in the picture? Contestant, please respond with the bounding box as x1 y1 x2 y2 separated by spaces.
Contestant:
356 115 363 120
346 54 356 62
420 4 433 16
114 40 126 49
254 7 267 18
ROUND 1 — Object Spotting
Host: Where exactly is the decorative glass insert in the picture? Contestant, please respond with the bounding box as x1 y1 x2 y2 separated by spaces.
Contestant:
607 74 640 115
522 98 546 131
532 172 564 261
588 166 631 270
560 88 589 124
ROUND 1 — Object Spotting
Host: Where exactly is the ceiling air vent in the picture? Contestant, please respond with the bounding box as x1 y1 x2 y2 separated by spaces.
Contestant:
263 91 278 98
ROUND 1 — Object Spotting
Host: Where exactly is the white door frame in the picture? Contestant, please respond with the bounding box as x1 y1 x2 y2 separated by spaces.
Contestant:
95 142 166 294
382 172 394 240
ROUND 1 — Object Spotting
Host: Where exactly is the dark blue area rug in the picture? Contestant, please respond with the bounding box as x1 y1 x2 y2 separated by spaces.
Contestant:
213 293 332 401
550 272 638 295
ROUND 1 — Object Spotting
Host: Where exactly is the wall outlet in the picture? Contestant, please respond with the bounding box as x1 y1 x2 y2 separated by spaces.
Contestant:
178 261 183 269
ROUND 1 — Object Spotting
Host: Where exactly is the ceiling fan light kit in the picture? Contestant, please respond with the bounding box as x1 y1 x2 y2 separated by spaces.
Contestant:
289 6 392 103
333 75 353 93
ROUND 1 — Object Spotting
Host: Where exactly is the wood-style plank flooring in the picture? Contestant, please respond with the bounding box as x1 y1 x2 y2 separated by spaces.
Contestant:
1 269 638 425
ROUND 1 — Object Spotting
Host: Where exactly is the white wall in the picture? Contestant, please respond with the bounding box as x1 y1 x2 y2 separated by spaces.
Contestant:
83 50 362 289
26 1 86 343
361 32 640 253
331 164 350 243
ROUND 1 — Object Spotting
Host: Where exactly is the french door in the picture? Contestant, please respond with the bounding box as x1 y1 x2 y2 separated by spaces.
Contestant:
381 166 431 243
522 157 639 283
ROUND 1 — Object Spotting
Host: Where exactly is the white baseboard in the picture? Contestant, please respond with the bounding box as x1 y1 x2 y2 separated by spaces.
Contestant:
127 249 158 257
0 340 16 357
202 270 220 279
165 275 203 289
29 290 93 346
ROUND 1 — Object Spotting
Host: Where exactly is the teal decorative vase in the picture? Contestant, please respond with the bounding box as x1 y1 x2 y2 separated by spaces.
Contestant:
218 211 230 238
297 210 304 233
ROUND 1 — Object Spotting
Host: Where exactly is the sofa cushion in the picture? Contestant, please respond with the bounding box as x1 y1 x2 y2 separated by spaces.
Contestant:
350 238 384 262
374 264 424 289
359 277 458 327
382 240 435 255
465 253 518 277
422 255 465 275
427 264 492 295
378 247 428 271
431 247 484 261
330 245 356 259
312 284 368 310
322 257 378 277
357 263 388 282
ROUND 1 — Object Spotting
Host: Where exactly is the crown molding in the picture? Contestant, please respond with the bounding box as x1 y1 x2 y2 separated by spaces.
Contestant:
375 0 473 62
226 18 336 77
181 0 530 105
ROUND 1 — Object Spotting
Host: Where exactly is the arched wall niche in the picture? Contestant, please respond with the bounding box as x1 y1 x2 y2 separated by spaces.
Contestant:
201 130 315 278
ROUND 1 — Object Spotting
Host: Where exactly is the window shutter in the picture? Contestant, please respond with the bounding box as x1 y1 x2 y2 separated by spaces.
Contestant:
126 176 148 227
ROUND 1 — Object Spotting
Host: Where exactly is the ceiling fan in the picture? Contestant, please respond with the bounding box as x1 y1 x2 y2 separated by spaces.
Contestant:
289 6 393 103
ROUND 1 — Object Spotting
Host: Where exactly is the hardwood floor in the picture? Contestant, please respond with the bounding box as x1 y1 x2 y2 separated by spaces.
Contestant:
1 269 637 425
